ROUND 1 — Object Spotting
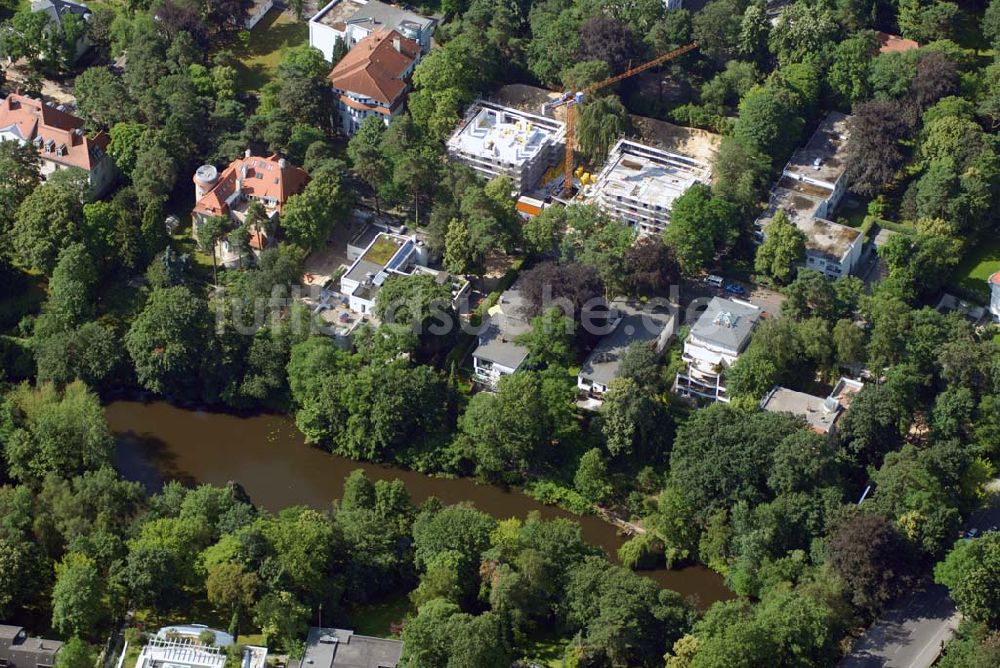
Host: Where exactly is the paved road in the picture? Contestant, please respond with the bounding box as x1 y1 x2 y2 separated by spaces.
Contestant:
838 585 960 668
839 486 1000 668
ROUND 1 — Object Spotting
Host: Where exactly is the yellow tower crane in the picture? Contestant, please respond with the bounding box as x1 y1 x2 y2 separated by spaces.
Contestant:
547 42 699 198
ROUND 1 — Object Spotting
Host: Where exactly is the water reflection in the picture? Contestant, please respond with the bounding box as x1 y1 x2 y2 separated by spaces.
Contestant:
108 400 732 608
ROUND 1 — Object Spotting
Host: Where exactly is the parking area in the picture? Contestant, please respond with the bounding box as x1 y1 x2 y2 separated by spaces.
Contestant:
678 277 785 325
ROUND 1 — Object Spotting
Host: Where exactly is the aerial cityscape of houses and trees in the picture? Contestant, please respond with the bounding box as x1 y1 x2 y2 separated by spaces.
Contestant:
1 0 1000 665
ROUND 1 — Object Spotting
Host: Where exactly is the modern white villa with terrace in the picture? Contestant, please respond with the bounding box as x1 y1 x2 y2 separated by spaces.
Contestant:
674 297 761 403
340 231 470 315
308 0 435 61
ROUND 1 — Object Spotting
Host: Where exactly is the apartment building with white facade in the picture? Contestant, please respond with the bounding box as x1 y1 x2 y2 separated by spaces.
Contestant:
446 101 566 194
674 297 761 403
590 138 710 237
309 0 434 62
754 112 863 279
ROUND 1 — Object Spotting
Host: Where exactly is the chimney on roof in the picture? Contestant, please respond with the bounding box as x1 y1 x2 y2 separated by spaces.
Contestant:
244 148 251 159
278 158 287 169
392 36 401 52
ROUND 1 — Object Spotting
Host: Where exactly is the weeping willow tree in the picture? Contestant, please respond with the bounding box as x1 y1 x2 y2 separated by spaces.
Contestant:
576 95 630 165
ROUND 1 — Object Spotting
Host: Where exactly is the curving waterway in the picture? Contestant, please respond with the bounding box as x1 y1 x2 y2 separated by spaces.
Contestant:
107 400 732 608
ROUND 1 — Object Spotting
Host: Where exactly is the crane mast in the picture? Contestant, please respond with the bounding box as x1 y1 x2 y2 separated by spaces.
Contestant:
555 42 698 198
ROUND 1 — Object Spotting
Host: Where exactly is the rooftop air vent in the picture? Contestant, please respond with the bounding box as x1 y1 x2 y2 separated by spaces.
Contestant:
713 311 738 328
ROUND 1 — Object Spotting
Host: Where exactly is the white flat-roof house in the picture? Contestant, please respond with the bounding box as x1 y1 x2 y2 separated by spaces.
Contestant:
135 637 226 668
674 297 761 403
754 112 863 279
760 377 863 437
577 300 677 408
309 0 435 62
590 139 710 237
471 283 531 390
340 231 470 315
990 271 1000 323
446 100 566 194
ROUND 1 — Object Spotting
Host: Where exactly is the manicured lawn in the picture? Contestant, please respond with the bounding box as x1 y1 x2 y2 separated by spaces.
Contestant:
345 595 414 638
949 235 1000 303
232 9 309 93
519 632 571 668
237 633 266 647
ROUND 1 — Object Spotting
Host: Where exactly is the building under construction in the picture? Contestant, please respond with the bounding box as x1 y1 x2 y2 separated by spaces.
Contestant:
590 138 711 236
446 100 566 194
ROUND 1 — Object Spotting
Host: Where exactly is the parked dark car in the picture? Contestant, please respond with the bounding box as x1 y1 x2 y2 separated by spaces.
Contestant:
725 282 747 296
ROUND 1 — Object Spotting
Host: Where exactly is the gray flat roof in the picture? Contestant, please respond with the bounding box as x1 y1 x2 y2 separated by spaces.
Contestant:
313 0 433 32
299 627 402 668
344 258 385 285
760 386 841 433
689 297 760 352
473 283 531 369
756 185 861 261
784 111 850 184
579 301 674 387
0 626 62 665
593 139 709 211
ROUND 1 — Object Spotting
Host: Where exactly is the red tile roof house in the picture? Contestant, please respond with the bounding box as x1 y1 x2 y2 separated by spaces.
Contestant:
0 93 116 197
327 28 422 136
192 151 309 268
